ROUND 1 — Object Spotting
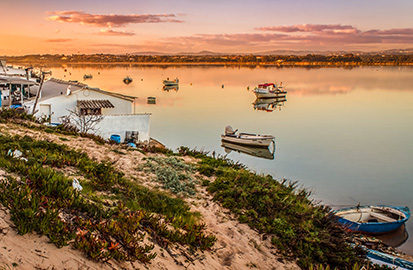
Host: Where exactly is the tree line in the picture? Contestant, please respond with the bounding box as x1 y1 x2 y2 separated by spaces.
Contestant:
2 53 413 66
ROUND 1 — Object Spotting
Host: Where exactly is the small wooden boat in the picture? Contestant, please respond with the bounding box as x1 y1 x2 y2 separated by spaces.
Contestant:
123 76 133 84
163 78 179 86
253 83 287 98
334 205 410 234
221 126 274 148
83 74 93 80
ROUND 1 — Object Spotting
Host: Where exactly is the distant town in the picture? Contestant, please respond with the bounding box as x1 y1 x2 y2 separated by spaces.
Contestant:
2 49 413 67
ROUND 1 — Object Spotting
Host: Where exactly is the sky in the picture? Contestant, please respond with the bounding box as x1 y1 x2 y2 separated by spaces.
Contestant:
1 0 413 55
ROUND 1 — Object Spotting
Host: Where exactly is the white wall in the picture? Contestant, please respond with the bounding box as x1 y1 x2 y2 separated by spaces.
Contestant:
24 88 151 144
95 114 151 143
28 88 133 123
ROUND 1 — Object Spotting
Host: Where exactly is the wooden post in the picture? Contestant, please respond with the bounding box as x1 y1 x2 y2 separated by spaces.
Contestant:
31 74 45 115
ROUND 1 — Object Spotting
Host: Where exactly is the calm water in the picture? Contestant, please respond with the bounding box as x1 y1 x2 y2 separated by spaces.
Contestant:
51 65 413 253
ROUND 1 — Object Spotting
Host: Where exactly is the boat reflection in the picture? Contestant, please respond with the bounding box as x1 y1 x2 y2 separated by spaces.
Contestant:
375 224 409 248
253 97 287 112
163 85 179 92
221 140 275 160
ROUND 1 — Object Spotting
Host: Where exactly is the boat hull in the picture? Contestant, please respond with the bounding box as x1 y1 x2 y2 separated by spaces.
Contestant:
221 134 274 147
334 206 410 234
254 90 287 99
366 249 413 269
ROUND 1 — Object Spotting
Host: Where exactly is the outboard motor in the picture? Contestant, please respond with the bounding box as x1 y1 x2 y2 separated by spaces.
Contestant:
225 125 238 135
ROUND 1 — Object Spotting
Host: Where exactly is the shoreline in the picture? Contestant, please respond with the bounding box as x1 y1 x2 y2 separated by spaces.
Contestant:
3 59 413 68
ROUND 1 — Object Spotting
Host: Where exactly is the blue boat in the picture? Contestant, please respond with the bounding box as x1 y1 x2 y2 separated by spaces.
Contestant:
333 205 410 234
366 249 413 269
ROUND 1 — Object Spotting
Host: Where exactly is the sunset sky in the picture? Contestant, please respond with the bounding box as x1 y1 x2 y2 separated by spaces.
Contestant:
1 0 413 55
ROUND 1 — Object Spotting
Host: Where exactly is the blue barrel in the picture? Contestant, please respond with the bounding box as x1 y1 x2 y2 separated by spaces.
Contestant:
110 134 121 143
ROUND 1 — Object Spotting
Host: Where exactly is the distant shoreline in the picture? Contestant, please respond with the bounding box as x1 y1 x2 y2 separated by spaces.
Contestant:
4 60 413 68
2 53 413 68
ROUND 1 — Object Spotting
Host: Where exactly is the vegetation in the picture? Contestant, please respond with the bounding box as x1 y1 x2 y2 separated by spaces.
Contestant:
178 147 366 269
144 156 198 196
0 128 216 263
2 51 413 67
0 111 398 269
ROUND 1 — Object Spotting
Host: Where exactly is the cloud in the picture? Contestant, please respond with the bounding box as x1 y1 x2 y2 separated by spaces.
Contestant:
254 24 413 45
45 39 73 43
257 24 360 34
98 29 135 36
46 11 183 28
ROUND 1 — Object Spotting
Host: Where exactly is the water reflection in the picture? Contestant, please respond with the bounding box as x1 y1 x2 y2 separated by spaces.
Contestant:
253 97 287 112
221 141 275 160
163 85 179 92
376 225 409 248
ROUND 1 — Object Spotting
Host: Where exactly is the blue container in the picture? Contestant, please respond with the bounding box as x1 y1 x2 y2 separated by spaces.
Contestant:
110 134 121 143
10 104 22 109
127 142 136 148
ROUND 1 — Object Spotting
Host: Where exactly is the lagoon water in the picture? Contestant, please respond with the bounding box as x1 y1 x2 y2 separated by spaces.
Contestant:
51 65 413 253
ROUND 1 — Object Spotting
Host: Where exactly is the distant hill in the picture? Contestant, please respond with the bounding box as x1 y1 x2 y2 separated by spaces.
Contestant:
130 48 413 56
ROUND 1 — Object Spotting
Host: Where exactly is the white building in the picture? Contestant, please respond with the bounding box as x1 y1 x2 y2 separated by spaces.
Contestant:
24 78 151 144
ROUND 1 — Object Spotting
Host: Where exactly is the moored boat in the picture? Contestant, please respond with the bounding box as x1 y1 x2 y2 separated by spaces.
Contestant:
221 126 274 148
253 83 287 98
83 74 93 80
163 78 179 86
333 205 410 234
366 249 413 269
123 76 133 84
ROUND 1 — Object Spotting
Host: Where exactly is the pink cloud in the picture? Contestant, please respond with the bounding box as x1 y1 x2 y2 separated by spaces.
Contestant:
98 29 135 36
256 24 360 35
46 11 183 27
254 24 413 44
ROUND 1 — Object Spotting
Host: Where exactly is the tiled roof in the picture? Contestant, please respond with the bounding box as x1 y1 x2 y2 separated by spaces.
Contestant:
77 99 115 109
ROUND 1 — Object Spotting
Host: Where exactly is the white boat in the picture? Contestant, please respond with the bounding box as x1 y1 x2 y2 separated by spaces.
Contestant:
221 126 274 148
163 78 179 86
253 83 287 98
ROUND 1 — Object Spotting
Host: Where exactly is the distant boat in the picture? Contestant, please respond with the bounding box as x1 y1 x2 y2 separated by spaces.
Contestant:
221 140 275 160
123 76 133 84
83 74 93 80
221 126 274 148
253 83 286 99
147 97 156 104
163 78 179 86
334 205 410 234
